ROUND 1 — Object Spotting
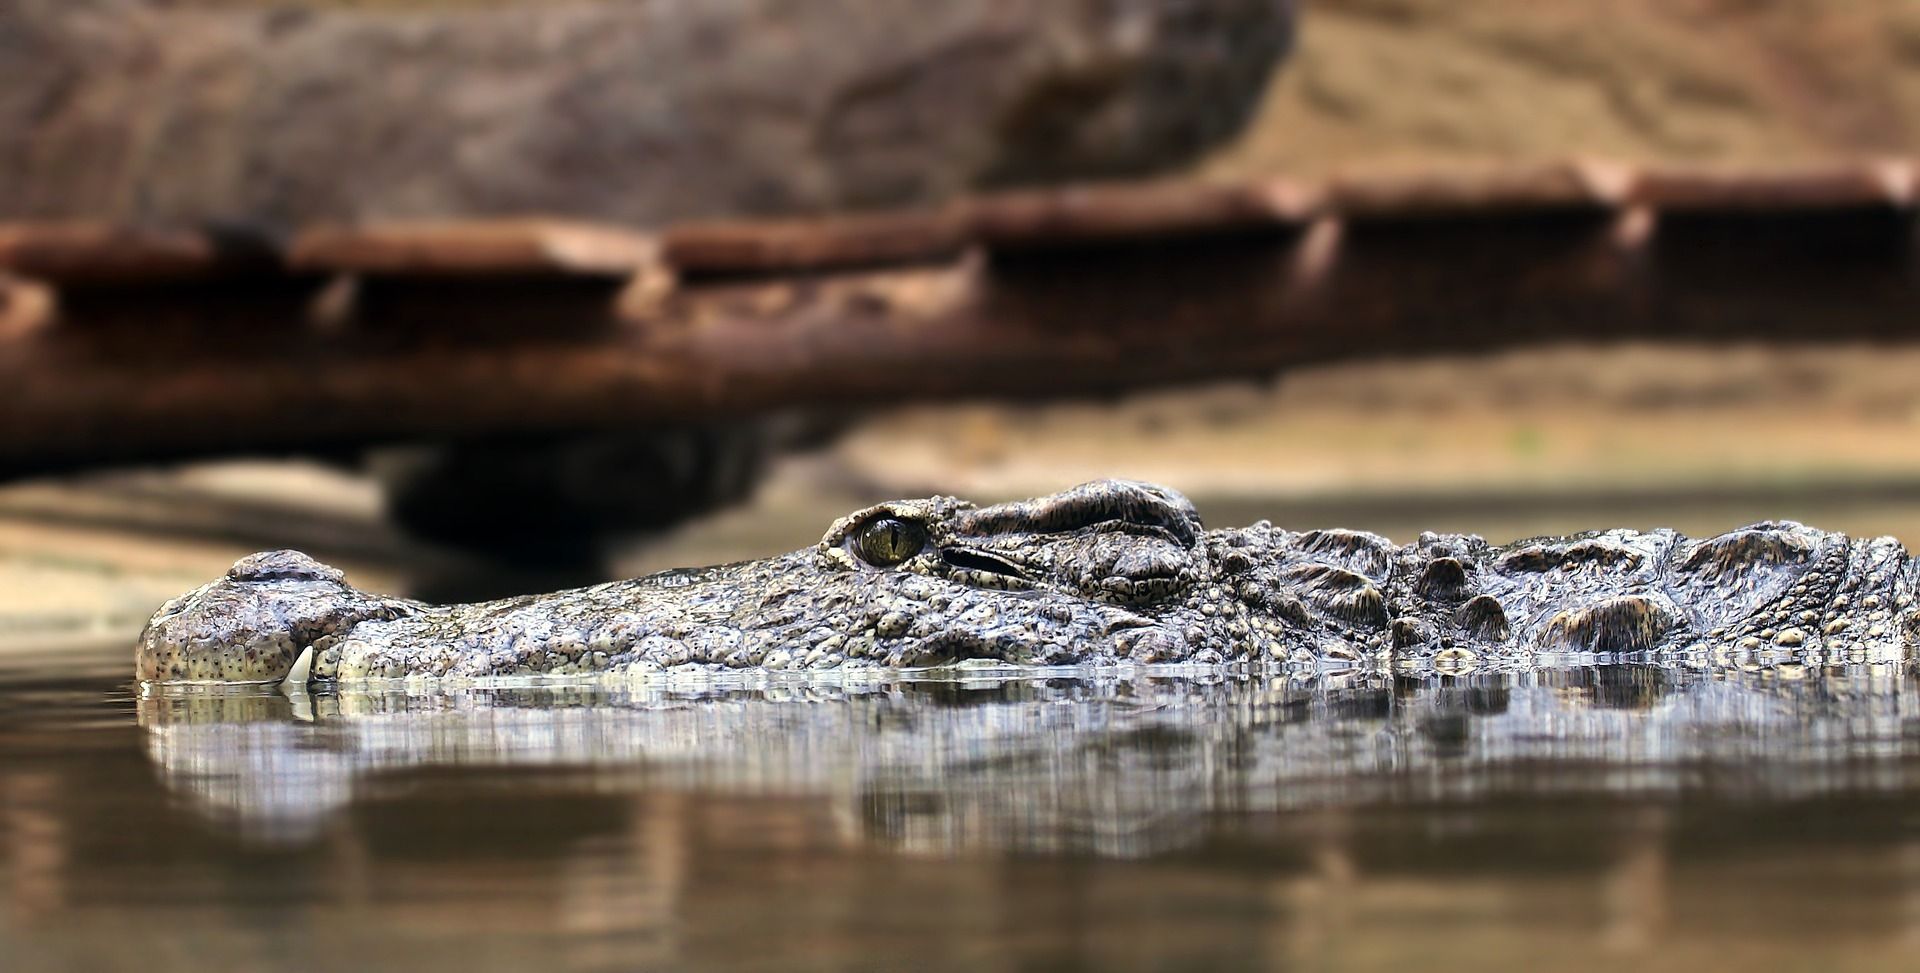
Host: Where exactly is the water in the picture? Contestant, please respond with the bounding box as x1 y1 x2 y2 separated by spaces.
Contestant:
9 646 1920 971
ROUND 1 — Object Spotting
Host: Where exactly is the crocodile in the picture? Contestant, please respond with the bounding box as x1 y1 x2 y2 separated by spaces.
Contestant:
134 479 1920 684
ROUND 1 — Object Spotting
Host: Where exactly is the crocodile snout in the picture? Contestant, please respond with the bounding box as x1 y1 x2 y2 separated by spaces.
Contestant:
135 551 406 684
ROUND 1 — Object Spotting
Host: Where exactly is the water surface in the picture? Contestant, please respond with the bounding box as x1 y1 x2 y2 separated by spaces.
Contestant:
7 646 1920 971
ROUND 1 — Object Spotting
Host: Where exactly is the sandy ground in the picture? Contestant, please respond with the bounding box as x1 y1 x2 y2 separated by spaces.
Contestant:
1208 0 1920 178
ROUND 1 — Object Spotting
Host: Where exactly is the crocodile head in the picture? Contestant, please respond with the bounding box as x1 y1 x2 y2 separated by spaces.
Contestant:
138 479 1342 683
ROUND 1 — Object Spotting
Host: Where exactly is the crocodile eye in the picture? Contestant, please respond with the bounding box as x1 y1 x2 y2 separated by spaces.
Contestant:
854 517 928 567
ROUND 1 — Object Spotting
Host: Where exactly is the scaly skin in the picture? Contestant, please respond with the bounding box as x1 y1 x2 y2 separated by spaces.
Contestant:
134 479 1920 684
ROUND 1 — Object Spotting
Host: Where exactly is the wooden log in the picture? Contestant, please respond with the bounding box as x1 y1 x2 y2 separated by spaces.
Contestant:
0 223 280 284
0 162 1915 475
290 221 658 278
662 209 969 277
1326 160 1630 219
1630 161 1914 211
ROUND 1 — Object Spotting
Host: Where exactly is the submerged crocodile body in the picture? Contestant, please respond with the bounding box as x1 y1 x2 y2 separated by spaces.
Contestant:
136 479 1920 684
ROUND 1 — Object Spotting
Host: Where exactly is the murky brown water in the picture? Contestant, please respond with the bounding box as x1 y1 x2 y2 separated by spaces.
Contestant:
8 647 1920 971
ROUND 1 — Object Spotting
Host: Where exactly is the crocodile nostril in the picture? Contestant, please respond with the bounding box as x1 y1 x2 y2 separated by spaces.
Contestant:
227 550 347 584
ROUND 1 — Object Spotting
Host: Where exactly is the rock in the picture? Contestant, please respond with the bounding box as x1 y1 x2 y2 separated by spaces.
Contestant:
0 0 1296 227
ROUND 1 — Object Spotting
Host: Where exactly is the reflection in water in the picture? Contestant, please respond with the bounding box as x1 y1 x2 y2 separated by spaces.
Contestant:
141 665 1920 856
10 659 1920 971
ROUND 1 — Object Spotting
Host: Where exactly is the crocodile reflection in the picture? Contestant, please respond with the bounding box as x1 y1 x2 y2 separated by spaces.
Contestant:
138 665 1920 854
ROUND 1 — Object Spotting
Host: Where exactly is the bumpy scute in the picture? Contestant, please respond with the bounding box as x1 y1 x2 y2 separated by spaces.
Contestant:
1539 594 1677 654
1415 557 1471 600
1456 595 1511 642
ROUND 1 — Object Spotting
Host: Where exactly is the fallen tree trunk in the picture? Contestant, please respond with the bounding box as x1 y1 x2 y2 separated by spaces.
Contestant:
0 163 1914 475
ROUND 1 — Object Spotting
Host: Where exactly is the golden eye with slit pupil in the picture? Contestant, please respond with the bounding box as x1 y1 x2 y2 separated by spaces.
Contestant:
856 517 926 567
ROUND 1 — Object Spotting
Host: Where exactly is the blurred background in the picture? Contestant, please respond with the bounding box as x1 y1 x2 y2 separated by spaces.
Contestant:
10 6 1920 973
3 0 1920 652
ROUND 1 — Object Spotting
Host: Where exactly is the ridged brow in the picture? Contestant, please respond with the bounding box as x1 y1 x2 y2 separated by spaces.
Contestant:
955 481 1199 546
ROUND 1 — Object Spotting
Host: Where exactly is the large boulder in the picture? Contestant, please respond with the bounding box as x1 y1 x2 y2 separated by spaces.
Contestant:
1 0 1295 227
